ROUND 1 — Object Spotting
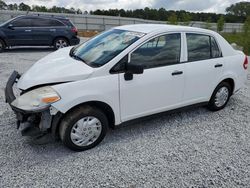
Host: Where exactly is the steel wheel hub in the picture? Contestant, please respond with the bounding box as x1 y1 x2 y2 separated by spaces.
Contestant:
70 116 102 147
56 40 68 49
215 86 229 107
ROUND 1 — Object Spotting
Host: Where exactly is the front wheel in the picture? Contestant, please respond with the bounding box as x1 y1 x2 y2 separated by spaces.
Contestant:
207 82 232 111
0 39 6 53
53 38 69 50
59 105 108 151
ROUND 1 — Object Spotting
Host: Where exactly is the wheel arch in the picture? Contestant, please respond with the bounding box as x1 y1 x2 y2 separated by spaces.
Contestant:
220 78 235 94
51 100 116 138
52 36 70 46
0 36 7 47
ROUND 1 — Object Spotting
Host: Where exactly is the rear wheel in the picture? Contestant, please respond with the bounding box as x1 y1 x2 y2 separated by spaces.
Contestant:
59 105 108 151
207 82 232 111
53 38 69 50
0 39 6 53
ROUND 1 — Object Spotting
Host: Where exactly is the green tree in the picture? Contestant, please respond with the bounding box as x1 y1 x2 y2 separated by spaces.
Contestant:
168 12 178 25
76 9 82 14
18 2 31 11
182 13 191 26
217 15 225 32
242 16 250 54
0 0 7 10
205 17 212 29
226 2 250 17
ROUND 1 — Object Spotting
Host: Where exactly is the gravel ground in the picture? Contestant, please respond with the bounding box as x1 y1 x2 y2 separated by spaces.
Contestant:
0 43 249 187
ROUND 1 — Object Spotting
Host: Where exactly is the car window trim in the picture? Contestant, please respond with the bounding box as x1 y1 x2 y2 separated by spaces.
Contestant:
185 32 223 63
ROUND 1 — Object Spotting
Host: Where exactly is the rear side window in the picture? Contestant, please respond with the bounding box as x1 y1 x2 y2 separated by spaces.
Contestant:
49 19 64 26
186 33 221 62
130 33 181 69
32 18 64 27
11 18 33 27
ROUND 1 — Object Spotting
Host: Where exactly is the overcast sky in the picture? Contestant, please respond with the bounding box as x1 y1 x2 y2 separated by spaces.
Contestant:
4 0 249 13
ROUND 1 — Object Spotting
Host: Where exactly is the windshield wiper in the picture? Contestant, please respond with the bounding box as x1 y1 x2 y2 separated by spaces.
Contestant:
69 47 86 63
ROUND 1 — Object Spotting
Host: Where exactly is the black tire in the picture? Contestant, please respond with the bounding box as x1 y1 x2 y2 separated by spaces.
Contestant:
59 105 108 151
0 39 6 53
53 37 69 50
207 82 232 111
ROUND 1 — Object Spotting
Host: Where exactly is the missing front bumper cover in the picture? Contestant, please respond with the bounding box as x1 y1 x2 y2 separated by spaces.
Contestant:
5 71 53 131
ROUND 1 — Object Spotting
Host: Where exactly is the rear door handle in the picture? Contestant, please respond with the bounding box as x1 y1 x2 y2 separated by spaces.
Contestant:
25 30 32 32
172 71 183 76
215 64 223 68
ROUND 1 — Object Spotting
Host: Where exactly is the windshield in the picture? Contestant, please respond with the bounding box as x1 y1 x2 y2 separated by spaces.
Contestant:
71 29 145 67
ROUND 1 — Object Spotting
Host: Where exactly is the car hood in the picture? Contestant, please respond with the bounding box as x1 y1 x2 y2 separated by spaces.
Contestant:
17 47 94 90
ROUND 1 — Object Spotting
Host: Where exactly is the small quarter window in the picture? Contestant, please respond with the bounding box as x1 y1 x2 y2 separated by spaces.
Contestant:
211 37 221 58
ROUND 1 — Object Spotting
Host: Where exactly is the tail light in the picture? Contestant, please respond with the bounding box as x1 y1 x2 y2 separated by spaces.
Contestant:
71 27 78 34
243 56 248 70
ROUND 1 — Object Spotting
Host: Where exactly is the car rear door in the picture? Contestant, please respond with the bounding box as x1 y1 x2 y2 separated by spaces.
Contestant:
3 17 33 46
30 17 63 45
183 33 224 104
119 33 185 122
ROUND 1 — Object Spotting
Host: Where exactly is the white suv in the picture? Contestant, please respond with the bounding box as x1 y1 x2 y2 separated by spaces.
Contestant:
5 24 248 151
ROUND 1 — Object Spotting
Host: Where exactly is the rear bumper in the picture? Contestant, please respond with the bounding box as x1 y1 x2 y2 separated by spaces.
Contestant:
69 37 80 45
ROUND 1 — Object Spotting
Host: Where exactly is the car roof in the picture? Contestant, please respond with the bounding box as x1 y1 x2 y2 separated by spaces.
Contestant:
16 14 69 21
115 24 217 35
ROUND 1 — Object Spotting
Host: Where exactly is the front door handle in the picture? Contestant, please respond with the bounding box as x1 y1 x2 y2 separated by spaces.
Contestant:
172 71 183 76
215 64 223 68
25 30 32 32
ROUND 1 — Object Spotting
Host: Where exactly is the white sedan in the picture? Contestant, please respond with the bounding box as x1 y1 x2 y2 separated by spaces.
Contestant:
5 24 248 151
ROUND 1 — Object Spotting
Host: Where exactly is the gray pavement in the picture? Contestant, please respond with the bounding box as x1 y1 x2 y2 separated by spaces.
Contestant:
0 46 249 187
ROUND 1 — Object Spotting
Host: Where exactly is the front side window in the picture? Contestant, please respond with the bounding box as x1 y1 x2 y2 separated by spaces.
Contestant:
130 33 181 69
187 33 222 62
72 29 145 67
11 18 32 27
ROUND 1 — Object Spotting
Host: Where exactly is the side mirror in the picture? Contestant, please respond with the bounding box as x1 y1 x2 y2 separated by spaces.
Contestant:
8 24 14 29
126 63 144 74
124 63 144 81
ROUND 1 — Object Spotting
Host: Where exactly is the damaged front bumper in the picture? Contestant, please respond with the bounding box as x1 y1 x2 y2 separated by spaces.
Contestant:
5 71 60 137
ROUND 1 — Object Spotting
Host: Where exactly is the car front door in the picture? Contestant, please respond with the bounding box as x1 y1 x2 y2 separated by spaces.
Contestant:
3 17 33 46
183 33 224 104
119 33 185 122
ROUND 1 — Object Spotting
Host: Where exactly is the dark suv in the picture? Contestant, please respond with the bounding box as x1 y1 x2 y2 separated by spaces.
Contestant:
0 14 80 52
